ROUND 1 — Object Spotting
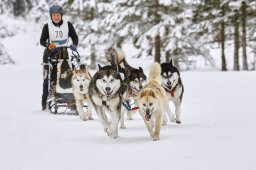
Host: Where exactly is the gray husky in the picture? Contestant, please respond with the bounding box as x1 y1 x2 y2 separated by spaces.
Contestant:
161 60 184 124
89 64 126 138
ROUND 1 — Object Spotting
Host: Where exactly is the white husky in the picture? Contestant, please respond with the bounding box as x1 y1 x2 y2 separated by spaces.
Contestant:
72 66 93 121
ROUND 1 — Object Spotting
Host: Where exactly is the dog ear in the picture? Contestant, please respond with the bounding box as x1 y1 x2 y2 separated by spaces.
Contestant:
74 67 79 74
140 90 146 98
80 64 86 70
80 64 88 73
98 64 102 70
82 68 88 74
170 59 173 67
139 67 144 73
150 89 156 98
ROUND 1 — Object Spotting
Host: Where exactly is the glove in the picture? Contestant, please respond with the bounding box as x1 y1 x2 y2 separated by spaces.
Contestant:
70 45 77 51
48 43 56 50
50 47 58 53
48 44 58 53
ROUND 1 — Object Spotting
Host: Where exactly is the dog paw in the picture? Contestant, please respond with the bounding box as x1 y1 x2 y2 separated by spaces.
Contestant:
111 133 119 139
152 136 160 141
106 127 113 136
127 117 134 120
162 121 167 126
176 120 181 124
120 125 127 129
169 117 176 122
88 117 93 120
105 128 119 139
85 112 93 120
80 114 88 121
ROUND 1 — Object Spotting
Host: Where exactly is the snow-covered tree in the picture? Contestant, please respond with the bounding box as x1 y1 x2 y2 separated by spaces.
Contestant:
100 0 214 69
65 0 113 69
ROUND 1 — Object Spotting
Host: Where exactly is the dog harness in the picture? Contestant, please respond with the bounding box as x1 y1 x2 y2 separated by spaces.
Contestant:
122 81 145 111
48 20 69 47
162 85 176 97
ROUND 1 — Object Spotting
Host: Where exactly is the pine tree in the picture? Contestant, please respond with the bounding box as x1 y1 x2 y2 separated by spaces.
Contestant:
233 9 240 71
241 1 248 70
66 0 112 69
193 0 230 71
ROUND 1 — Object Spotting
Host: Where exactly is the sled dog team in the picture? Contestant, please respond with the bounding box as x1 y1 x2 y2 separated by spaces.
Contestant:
71 47 184 141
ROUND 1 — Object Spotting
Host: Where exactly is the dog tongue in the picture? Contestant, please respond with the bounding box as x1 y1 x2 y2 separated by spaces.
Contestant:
145 115 151 121
106 91 112 96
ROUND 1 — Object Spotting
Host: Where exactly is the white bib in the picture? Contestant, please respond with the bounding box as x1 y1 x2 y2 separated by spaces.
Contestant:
48 21 69 47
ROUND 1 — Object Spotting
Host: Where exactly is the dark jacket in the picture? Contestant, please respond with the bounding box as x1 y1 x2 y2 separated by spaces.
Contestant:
40 20 78 48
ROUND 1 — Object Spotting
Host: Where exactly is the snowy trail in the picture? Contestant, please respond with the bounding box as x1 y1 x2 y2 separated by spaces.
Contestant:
0 26 256 170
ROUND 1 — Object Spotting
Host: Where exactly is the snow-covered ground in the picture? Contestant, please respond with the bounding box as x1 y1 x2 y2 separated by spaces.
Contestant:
0 20 256 170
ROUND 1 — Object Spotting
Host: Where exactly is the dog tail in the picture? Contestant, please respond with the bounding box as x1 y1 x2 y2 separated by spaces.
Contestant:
149 62 161 83
105 47 125 65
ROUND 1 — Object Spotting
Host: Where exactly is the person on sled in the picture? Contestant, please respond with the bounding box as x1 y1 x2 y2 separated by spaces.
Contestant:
40 4 78 110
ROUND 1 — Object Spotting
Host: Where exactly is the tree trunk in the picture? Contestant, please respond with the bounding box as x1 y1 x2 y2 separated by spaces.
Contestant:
241 1 248 70
25 0 32 10
89 7 96 69
233 10 240 71
165 50 170 62
90 43 96 69
13 0 26 16
220 5 227 71
254 39 256 70
152 0 161 63
173 48 179 68
155 35 161 63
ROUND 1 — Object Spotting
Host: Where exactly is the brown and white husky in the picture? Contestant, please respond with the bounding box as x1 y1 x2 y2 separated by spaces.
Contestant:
136 62 168 141
72 65 93 121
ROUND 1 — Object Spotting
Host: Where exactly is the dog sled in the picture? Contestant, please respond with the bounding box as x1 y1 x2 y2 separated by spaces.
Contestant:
44 47 87 114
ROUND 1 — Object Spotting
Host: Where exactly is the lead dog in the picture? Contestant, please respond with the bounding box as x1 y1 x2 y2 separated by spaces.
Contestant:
136 62 168 141
89 64 126 138
72 65 93 121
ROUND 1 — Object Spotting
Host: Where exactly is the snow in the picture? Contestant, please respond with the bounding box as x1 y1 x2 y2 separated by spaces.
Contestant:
1 19 256 170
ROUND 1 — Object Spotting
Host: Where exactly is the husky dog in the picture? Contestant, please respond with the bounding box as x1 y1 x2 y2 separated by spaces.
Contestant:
161 60 184 124
89 64 126 138
136 62 168 141
105 47 147 127
72 65 93 121
124 67 147 120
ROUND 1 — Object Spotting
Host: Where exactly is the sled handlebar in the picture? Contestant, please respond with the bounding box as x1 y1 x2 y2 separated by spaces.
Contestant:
48 46 81 62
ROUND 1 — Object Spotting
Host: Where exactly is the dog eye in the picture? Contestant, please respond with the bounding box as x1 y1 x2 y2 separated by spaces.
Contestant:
149 103 153 106
102 79 106 82
77 79 79 82
83 79 85 81
143 104 146 106
110 79 114 82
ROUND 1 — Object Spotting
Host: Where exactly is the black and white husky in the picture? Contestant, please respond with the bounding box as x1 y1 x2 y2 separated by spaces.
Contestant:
89 64 126 138
105 47 147 128
161 60 184 124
